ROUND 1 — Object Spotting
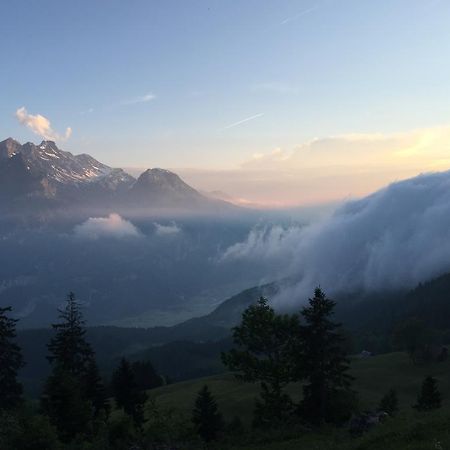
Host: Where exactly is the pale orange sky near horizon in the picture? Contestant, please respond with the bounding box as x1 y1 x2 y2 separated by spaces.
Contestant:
123 124 450 208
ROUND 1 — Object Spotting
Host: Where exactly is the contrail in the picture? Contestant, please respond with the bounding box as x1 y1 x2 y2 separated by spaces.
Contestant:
223 113 264 130
279 5 319 25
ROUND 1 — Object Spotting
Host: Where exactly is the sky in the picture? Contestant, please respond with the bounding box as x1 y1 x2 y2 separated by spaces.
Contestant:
1 0 450 207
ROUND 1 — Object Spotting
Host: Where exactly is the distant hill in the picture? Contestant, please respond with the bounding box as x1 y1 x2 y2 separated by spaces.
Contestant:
15 270 450 396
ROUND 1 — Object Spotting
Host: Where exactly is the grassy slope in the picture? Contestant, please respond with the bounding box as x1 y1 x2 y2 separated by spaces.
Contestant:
147 351 450 449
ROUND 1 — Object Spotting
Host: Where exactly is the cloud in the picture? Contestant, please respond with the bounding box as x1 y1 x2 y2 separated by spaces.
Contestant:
15 107 72 141
154 222 181 236
278 5 320 25
221 225 302 266
242 126 450 172
122 92 156 105
222 113 264 130
74 213 142 240
221 169 450 306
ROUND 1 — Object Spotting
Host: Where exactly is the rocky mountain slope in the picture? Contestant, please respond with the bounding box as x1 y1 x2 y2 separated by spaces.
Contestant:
0 138 234 215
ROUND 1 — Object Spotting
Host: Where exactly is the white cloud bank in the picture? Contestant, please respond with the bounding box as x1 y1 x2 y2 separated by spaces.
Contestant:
15 107 72 141
74 214 141 240
222 170 450 305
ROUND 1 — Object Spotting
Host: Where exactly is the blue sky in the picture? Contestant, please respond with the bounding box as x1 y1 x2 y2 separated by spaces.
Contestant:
1 0 450 205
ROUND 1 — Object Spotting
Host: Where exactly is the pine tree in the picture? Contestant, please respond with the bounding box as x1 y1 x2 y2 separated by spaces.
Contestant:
221 297 298 427
42 292 108 439
299 287 355 425
41 367 92 443
47 292 93 375
192 385 223 442
112 358 148 428
84 359 109 419
378 388 398 415
0 306 23 410
414 376 441 411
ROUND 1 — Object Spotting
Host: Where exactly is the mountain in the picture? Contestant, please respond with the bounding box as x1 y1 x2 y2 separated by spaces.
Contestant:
127 168 227 209
0 138 235 216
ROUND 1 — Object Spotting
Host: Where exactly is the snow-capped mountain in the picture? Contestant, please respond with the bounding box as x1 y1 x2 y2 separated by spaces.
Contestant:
0 138 133 186
0 138 235 215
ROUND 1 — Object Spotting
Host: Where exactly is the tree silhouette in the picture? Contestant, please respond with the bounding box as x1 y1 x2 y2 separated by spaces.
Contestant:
299 287 355 425
42 292 108 440
47 292 93 375
112 358 148 428
378 388 398 415
0 306 23 410
222 297 298 427
414 376 441 411
192 385 223 442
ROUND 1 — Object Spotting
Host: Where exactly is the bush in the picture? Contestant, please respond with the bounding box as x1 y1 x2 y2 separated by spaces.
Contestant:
378 388 399 415
0 410 61 450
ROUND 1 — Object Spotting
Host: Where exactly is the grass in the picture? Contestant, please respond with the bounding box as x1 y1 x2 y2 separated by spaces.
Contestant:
145 351 450 449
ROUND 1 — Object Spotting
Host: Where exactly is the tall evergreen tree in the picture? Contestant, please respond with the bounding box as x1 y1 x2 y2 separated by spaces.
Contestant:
192 385 223 442
112 358 148 428
85 359 110 419
41 367 92 443
42 292 108 440
414 376 441 411
299 287 354 425
47 292 93 375
0 306 23 410
222 297 298 427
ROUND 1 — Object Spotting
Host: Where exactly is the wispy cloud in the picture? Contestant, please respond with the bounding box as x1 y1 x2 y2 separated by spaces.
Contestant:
122 92 156 105
15 107 72 141
279 5 320 25
222 113 264 130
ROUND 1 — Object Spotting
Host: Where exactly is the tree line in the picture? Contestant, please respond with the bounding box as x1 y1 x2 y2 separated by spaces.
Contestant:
194 288 445 443
0 288 445 449
0 293 162 449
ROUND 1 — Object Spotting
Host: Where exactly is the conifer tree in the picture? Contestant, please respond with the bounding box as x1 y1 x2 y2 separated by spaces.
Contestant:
41 367 92 442
192 385 223 442
112 358 148 428
0 306 23 410
299 287 354 425
42 292 108 440
379 388 398 415
47 292 93 375
222 297 298 427
414 376 441 411
85 359 109 419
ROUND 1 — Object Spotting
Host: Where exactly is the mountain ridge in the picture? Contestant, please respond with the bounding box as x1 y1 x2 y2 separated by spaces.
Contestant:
0 138 236 215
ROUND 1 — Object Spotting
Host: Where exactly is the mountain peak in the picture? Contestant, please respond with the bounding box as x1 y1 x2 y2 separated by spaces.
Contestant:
0 137 22 159
38 140 58 149
128 167 202 205
136 168 195 189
